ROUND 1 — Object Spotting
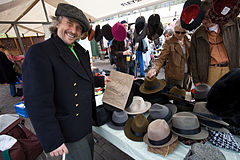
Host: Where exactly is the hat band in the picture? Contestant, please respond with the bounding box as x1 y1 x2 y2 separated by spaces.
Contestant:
130 127 146 137
172 126 201 135
199 119 225 128
144 82 160 90
111 120 126 127
148 132 172 146
194 112 222 120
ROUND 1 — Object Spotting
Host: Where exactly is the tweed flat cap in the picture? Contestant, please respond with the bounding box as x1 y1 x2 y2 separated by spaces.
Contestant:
55 3 90 32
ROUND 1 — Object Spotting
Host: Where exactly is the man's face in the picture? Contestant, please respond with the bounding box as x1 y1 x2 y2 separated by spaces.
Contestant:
122 23 128 30
56 17 83 45
202 9 216 28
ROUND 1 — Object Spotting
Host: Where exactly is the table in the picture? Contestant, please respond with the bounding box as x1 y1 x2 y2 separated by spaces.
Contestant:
93 124 240 160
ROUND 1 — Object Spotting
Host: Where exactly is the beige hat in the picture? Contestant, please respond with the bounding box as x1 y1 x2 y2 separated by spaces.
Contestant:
170 112 209 140
125 96 151 115
144 119 178 148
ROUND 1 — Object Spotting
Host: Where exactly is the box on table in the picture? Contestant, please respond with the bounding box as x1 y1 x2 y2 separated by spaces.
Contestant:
14 101 28 118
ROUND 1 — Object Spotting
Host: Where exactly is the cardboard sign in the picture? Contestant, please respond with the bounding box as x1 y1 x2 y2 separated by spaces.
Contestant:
102 70 134 110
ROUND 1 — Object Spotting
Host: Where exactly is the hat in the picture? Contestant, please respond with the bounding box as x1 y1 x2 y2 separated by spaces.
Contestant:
173 100 194 112
144 119 178 148
107 110 128 130
184 143 226 160
112 22 127 42
147 14 164 41
134 16 147 42
55 3 90 32
171 112 209 140
102 24 113 41
194 84 211 101
139 76 166 94
178 136 208 146
94 25 103 42
162 86 186 102
147 103 177 123
125 96 151 115
193 102 229 133
88 25 95 41
93 104 112 127
80 31 88 40
124 114 149 141
207 128 240 152
180 0 204 31
147 139 178 157
209 0 240 24
141 91 170 105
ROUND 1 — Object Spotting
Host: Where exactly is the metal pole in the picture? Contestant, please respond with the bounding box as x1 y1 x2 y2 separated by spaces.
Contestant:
13 24 26 56
41 0 49 22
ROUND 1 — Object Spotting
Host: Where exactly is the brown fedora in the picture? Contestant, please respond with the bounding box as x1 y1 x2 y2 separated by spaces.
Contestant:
88 25 95 41
125 96 151 115
124 114 149 142
139 76 166 94
162 86 186 102
144 119 178 148
80 31 88 40
170 112 209 140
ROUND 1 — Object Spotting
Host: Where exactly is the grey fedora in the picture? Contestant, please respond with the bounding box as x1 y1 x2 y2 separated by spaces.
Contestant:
171 112 209 140
143 119 178 148
107 110 128 130
194 84 211 101
193 102 229 133
147 103 177 123
184 143 226 160
55 3 90 32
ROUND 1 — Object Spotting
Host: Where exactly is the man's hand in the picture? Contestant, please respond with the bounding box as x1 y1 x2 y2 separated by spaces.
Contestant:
50 143 69 157
123 50 131 55
194 83 201 87
132 54 136 61
104 76 111 85
148 68 157 78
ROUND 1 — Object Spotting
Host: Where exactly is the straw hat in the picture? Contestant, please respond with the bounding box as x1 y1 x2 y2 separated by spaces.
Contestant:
170 112 209 140
143 119 178 148
125 96 151 115
124 114 149 142
139 76 166 94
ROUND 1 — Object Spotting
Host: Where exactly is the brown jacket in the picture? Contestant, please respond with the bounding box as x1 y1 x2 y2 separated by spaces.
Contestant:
153 35 191 81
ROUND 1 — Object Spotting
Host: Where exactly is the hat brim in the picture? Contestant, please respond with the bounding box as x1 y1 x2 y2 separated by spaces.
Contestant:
201 122 229 133
125 102 151 115
143 133 178 148
170 123 209 140
139 80 166 94
124 118 144 141
107 121 125 130
194 113 229 126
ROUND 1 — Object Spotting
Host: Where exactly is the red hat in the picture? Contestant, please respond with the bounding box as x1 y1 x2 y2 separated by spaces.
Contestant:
180 0 204 31
209 0 240 24
112 22 127 42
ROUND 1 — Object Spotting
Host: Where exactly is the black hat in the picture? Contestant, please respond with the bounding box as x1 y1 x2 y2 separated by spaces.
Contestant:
147 14 163 41
102 24 113 41
94 25 103 42
55 3 90 32
134 16 147 42
180 0 204 31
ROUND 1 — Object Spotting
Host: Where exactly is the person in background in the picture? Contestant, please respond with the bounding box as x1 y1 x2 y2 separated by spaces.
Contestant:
0 44 18 97
111 20 135 75
190 0 240 87
148 20 192 91
22 3 110 160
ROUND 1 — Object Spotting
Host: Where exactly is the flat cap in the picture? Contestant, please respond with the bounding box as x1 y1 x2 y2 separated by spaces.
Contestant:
55 3 90 32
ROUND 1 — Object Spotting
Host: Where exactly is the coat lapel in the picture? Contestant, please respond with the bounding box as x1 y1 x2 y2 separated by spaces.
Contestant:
52 35 92 82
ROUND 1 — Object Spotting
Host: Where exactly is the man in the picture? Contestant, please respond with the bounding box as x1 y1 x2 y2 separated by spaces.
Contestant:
23 3 110 160
190 0 240 87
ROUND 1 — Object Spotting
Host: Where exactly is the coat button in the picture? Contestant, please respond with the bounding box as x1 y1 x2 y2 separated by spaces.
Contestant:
76 113 79 116
75 104 79 107
73 83 77 87
75 93 78 97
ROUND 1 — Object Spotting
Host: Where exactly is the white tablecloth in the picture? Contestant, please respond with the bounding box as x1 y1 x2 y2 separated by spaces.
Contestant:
93 124 240 160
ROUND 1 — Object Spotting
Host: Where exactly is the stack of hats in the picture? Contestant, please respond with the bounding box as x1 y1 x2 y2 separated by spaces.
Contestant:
180 0 204 31
147 103 177 123
143 119 178 157
209 0 240 24
147 14 163 41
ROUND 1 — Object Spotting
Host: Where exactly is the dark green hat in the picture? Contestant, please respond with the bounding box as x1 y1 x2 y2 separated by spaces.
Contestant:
55 3 90 32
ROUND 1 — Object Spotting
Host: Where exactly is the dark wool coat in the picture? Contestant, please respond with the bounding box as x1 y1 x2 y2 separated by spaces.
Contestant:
190 17 240 84
206 68 240 128
0 51 17 84
22 34 104 153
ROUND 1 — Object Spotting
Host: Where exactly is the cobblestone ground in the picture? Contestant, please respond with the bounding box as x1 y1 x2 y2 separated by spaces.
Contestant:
0 58 134 160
